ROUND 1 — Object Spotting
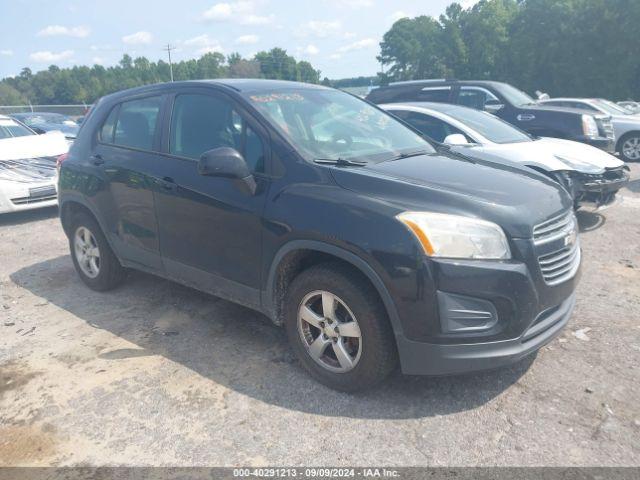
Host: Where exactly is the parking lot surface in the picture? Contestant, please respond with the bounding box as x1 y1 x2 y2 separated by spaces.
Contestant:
1 165 639 467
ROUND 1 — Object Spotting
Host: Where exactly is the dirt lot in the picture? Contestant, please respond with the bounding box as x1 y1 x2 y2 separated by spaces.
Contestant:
1 165 639 467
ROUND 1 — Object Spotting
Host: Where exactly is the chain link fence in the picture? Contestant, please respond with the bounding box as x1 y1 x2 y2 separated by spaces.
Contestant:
0 105 92 121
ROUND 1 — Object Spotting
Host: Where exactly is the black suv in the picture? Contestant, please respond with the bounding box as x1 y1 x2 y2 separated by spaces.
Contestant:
367 80 615 153
58 80 580 391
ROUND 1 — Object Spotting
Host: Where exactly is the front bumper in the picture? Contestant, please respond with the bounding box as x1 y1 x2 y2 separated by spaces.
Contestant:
392 231 580 376
579 136 615 153
559 167 630 208
398 293 575 375
0 180 58 214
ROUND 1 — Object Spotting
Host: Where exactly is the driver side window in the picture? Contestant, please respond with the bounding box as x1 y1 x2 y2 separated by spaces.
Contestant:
392 110 466 143
169 94 266 173
458 87 500 111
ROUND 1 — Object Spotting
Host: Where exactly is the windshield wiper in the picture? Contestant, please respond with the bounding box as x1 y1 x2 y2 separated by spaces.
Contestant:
388 149 433 161
314 158 368 167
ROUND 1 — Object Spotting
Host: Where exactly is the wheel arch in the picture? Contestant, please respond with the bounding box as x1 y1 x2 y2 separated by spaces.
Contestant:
264 240 403 336
59 196 118 256
615 130 640 154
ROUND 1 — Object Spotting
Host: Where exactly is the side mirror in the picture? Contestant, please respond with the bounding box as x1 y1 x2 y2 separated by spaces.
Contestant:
443 134 470 146
198 147 250 179
484 101 505 114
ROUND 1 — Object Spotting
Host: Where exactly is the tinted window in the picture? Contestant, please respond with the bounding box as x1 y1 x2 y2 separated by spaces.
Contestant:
0 118 34 139
112 96 162 150
392 110 465 143
458 87 500 110
417 88 451 103
169 94 265 173
99 106 119 143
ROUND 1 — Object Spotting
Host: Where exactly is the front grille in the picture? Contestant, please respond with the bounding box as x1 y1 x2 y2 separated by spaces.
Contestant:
538 242 581 285
533 210 581 286
11 194 57 205
532 211 576 245
11 184 57 205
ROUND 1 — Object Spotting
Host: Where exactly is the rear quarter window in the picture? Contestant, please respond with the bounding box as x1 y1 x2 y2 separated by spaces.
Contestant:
98 96 162 151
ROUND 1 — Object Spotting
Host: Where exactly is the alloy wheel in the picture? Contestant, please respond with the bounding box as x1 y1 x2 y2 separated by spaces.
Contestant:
74 226 101 279
622 136 640 160
297 290 362 373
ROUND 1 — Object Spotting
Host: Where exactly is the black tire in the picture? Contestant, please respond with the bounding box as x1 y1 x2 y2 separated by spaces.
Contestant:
68 211 126 291
284 262 397 392
617 132 640 162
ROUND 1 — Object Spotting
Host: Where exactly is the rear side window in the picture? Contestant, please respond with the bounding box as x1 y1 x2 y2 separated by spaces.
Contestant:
100 96 162 150
417 88 451 103
169 93 265 173
99 106 119 143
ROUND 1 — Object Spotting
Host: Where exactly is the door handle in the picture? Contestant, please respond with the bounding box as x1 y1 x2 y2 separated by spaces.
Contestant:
90 154 105 166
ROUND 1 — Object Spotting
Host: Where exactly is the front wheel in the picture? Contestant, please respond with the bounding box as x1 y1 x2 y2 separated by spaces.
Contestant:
284 263 397 392
618 133 640 162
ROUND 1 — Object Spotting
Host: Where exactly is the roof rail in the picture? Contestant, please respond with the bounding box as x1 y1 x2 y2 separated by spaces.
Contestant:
388 78 458 86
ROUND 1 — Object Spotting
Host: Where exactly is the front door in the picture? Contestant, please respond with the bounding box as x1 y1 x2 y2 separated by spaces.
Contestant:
153 90 270 308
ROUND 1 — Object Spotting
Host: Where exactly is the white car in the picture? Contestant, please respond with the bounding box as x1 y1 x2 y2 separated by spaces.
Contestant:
0 115 68 214
382 102 629 209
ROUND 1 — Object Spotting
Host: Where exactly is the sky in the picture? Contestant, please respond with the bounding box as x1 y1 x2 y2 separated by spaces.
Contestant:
0 0 478 80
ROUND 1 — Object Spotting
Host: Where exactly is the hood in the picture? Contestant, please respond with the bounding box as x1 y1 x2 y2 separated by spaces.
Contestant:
458 137 624 174
525 103 604 117
330 152 572 238
33 122 79 138
0 131 69 161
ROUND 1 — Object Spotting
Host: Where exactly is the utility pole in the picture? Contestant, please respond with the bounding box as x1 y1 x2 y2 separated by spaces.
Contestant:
164 44 176 82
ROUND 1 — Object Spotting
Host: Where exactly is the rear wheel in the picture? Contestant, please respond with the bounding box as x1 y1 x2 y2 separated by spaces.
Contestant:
69 212 126 291
284 263 397 391
618 133 640 162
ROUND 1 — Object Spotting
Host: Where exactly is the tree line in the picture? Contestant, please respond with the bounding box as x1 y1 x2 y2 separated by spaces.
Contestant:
1 0 638 105
378 0 640 100
0 48 321 105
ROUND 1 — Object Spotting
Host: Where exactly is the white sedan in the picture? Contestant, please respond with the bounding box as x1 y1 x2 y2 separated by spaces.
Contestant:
382 102 629 209
0 115 68 214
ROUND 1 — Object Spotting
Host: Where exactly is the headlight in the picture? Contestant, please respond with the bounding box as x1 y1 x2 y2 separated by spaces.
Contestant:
396 212 511 260
581 115 599 138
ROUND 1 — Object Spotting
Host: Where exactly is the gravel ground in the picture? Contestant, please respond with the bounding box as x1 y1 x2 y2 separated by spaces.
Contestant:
1 164 639 467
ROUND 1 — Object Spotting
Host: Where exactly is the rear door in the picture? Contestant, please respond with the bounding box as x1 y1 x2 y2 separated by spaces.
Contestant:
153 88 271 308
93 95 166 271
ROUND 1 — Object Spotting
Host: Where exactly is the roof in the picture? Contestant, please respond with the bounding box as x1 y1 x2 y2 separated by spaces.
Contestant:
381 101 476 116
101 79 330 102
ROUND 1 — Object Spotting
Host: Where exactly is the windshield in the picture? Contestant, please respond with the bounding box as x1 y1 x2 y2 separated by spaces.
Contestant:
595 99 633 116
444 108 531 144
0 118 35 139
245 89 433 162
495 83 535 107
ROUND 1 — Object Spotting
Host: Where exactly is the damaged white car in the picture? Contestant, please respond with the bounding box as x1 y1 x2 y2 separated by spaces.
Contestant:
0 115 68 214
383 102 630 209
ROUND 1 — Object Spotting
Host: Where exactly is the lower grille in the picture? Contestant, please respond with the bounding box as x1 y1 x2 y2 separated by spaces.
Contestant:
538 242 581 285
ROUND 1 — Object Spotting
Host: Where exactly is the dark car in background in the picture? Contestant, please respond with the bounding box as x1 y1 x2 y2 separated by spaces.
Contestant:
58 79 580 391
367 80 616 153
10 112 80 143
